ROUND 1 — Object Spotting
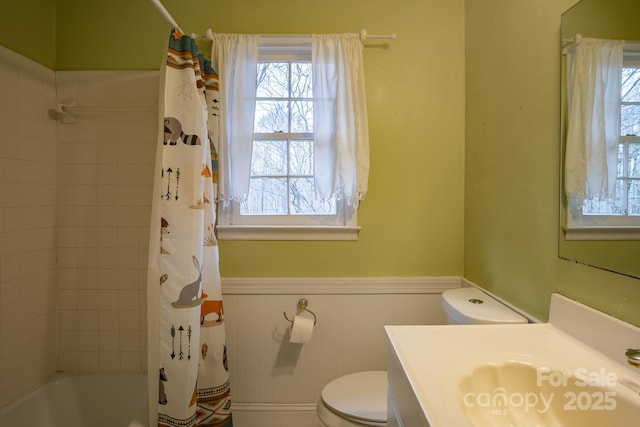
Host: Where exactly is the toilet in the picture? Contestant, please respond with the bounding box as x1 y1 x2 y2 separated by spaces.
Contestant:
316 287 528 426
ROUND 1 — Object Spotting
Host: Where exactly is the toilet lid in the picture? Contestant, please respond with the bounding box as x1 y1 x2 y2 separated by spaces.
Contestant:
321 371 387 423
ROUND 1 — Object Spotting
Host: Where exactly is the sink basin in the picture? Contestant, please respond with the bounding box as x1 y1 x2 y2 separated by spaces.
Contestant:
459 361 640 426
385 293 640 427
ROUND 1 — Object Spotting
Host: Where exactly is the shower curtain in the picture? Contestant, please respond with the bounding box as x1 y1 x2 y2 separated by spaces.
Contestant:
147 29 232 427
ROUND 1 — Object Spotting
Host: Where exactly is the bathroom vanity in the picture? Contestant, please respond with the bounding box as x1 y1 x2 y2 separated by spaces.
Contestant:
385 294 640 426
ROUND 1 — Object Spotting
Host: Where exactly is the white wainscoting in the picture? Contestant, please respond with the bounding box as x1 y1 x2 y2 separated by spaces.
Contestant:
221 277 460 427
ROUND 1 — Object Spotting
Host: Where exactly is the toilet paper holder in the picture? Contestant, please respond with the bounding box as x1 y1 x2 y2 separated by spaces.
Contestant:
283 298 317 326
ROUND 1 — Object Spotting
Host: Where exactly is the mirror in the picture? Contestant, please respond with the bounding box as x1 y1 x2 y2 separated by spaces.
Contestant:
560 0 640 279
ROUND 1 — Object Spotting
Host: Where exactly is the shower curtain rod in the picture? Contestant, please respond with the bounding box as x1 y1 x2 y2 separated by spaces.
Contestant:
150 0 183 33
150 0 397 42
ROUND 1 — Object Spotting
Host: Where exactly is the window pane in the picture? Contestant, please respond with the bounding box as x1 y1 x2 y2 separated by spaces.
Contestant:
242 178 288 215
583 180 626 215
252 140 287 176
289 178 336 214
618 143 624 177
256 63 289 98
621 105 640 136
630 143 640 177
629 180 640 215
291 100 313 132
290 140 313 175
621 67 640 102
244 58 338 222
291 63 312 98
255 100 289 133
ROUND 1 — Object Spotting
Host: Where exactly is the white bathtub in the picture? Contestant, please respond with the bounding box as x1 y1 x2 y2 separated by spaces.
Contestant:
0 372 148 427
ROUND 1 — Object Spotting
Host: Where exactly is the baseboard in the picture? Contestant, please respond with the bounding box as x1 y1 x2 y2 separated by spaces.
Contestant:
232 403 323 427
222 276 462 295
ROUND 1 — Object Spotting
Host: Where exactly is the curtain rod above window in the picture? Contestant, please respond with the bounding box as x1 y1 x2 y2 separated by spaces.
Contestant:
562 33 640 54
202 28 396 42
150 0 396 42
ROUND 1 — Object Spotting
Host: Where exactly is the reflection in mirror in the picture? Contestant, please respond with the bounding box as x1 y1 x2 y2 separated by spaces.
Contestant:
560 0 640 279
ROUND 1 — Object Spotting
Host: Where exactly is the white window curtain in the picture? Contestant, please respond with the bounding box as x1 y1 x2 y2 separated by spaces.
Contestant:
209 33 260 204
565 36 624 210
312 34 370 206
210 32 370 209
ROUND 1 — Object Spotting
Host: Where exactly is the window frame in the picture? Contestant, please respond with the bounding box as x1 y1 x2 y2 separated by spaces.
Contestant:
217 37 360 241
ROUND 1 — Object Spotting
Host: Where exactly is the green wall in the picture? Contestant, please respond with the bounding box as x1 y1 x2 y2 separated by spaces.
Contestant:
3 0 639 325
202 0 466 278
0 0 55 68
4 0 466 278
561 0 640 40
464 0 640 326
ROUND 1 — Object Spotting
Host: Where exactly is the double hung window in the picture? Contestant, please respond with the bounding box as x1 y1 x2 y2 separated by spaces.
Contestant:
216 36 365 240
244 55 336 219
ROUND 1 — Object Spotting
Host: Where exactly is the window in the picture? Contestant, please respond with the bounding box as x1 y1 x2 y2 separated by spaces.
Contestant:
566 55 640 240
216 37 363 240
245 61 335 218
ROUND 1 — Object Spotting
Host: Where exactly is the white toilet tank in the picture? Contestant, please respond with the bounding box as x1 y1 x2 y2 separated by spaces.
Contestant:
442 287 527 325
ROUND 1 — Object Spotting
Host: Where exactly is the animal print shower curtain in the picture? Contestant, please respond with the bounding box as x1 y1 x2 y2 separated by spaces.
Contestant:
147 29 232 427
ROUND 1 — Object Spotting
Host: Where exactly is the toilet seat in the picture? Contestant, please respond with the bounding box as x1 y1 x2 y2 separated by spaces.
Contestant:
319 371 387 426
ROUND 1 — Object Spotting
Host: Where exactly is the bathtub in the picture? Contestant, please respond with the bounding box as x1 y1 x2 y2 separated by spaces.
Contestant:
0 372 148 427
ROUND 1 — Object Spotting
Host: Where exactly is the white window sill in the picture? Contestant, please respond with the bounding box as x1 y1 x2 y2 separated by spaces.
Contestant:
217 225 361 241
563 226 640 240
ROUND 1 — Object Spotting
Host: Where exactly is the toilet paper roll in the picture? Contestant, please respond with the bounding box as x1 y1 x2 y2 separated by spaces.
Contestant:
289 315 314 344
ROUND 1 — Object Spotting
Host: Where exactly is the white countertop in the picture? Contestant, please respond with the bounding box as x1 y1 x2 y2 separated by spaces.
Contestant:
385 294 640 427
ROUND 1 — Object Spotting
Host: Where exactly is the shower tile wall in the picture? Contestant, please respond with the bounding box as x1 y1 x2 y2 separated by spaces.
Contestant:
0 47 57 407
55 71 158 373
